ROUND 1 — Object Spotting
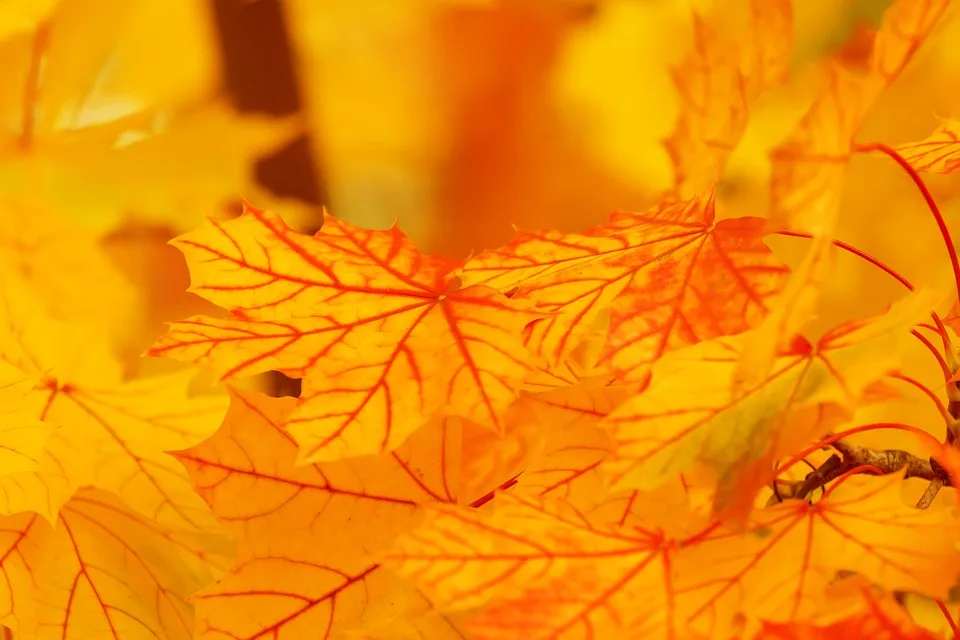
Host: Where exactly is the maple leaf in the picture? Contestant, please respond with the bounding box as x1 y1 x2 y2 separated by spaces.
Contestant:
0 274 229 538
386 491 716 640
0 488 229 640
457 192 789 379
149 205 542 462
0 362 49 478
510 366 633 510
0 512 42 631
601 288 940 521
682 473 960 637
454 363 633 510
732 221 838 394
458 412 539 508
176 388 462 638
895 118 960 174
769 0 949 231
664 0 792 198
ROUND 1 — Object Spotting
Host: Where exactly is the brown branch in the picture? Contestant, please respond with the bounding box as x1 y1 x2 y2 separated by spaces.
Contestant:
782 439 948 504
830 440 939 480
916 478 944 509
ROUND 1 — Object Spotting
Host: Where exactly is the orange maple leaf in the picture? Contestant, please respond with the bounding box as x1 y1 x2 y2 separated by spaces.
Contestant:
0 489 228 639
509 365 634 510
0 274 228 535
665 0 792 198
149 205 542 462
896 118 960 174
176 387 462 638
682 473 960 637
458 192 789 380
387 492 716 640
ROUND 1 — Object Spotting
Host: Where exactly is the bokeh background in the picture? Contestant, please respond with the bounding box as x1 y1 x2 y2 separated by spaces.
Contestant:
4 0 960 383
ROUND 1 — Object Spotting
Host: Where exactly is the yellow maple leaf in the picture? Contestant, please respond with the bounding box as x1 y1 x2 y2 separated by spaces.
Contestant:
601 288 941 521
386 491 716 639
176 387 462 638
458 191 790 380
0 274 228 537
769 0 949 232
2 489 229 639
0 196 142 349
150 205 543 462
682 472 960 637
665 0 792 198
0 361 48 477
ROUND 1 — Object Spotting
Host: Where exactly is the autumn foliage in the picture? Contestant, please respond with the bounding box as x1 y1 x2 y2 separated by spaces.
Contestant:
8 0 960 639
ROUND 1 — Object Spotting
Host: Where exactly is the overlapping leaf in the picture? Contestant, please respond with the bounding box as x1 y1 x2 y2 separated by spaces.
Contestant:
511 366 633 510
0 275 228 535
458 192 789 380
601 288 939 520
8 489 228 640
178 388 462 638
178 387 459 546
683 473 960 637
387 489 728 639
458 413 539 508
0 512 44 631
151 205 542 462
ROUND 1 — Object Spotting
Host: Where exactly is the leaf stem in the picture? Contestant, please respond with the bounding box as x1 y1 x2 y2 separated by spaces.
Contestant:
854 142 960 306
775 229 952 376
911 329 953 382
889 372 950 423
774 230 915 291
936 600 959 638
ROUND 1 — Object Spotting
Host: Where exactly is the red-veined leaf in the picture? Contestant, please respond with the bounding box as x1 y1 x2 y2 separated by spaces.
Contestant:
458 193 789 380
150 206 542 462
601 289 939 521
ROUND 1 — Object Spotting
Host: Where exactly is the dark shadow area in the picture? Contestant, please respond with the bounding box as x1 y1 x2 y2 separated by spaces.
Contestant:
210 0 322 397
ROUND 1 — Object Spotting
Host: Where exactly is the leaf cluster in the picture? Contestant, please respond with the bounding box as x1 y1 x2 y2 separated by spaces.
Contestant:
4 0 960 639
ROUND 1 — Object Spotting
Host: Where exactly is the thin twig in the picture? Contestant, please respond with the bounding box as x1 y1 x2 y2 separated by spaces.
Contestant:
916 478 945 509
830 440 938 480
783 438 948 503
